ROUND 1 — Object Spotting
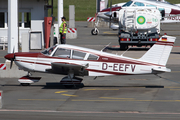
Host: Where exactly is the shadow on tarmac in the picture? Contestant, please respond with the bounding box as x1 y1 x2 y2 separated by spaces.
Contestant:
1 83 164 89
171 52 180 54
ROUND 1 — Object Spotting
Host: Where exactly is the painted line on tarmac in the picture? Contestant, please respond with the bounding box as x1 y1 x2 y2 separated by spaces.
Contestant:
55 91 68 93
170 89 180 91
165 87 180 88
2 109 180 114
71 99 180 102
103 32 117 35
172 71 180 73
100 97 134 100
83 89 119 91
110 45 180 48
61 94 77 97
18 99 66 101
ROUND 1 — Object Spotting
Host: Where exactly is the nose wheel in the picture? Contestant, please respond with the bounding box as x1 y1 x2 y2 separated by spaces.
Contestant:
91 28 99 35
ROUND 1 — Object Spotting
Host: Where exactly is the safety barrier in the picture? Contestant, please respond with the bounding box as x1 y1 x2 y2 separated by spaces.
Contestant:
66 28 77 39
0 64 6 70
87 17 96 22
0 91 2 108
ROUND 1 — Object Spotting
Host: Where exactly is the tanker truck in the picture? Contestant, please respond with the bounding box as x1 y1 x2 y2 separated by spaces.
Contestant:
118 7 161 50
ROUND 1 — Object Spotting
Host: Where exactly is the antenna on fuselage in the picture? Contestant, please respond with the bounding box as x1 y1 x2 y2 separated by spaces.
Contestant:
101 42 111 52
120 46 132 56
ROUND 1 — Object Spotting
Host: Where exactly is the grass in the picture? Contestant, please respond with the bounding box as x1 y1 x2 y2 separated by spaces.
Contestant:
49 0 180 21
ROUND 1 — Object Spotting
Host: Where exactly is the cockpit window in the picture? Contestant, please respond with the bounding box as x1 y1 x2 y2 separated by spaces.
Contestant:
53 48 71 58
122 1 133 7
72 50 86 60
87 54 99 60
133 2 145 7
41 45 57 55
146 4 157 8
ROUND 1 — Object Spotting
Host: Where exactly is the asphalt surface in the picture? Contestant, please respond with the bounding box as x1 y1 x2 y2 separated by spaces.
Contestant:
0 22 180 120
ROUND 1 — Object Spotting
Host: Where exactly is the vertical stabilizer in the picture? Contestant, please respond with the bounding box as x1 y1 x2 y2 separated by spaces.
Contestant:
139 35 176 66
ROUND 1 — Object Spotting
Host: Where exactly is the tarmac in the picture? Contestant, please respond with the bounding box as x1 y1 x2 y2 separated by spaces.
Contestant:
0 22 180 120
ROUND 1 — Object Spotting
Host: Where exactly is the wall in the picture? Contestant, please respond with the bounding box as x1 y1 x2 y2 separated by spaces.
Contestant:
0 0 46 47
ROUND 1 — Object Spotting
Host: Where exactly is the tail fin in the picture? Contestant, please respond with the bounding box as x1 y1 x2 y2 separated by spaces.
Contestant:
139 35 176 66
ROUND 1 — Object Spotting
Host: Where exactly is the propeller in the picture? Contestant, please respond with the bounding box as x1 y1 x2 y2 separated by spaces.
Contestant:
10 47 15 69
109 0 112 29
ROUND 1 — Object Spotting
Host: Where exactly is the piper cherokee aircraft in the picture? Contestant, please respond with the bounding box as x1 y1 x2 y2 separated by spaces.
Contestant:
92 0 180 35
4 35 175 87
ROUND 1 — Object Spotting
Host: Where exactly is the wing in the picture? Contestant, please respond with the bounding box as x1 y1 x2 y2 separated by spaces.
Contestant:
46 62 89 76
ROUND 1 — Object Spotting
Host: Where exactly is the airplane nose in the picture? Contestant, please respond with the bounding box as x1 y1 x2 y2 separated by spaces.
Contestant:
4 53 15 60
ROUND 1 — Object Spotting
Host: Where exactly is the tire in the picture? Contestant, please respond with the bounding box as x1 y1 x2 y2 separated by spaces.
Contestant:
21 83 30 86
91 28 98 35
120 44 128 50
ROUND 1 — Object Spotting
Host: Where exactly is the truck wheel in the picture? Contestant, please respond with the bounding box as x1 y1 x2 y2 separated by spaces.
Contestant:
120 44 128 50
91 28 98 35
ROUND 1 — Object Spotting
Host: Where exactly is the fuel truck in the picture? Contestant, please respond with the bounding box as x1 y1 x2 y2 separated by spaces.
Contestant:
118 7 161 50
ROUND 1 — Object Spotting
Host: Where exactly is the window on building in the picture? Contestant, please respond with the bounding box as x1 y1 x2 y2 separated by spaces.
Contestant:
19 12 22 27
0 12 5 28
24 12 31 28
72 50 86 60
87 54 99 60
19 12 31 28
53 48 71 58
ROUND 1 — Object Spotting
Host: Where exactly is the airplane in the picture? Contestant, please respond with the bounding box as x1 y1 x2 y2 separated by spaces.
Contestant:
92 0 180 35
4 35 175 88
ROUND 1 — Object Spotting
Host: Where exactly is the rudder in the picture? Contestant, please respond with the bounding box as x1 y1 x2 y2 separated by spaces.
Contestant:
139 35 176 66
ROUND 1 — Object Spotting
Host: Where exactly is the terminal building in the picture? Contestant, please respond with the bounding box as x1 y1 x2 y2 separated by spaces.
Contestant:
0 0 64 52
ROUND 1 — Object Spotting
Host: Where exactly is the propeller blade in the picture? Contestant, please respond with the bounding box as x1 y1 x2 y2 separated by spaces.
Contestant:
10 58 13 69
10 47 15 69
109 0 112 28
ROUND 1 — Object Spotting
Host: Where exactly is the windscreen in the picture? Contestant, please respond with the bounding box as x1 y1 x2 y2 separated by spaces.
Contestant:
122 1 133 7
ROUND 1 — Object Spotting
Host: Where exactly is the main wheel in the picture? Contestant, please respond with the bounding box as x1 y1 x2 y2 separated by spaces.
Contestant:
91 28 98 35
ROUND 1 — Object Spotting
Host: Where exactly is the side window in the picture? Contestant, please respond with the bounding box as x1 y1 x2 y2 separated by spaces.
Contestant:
146 4 157 8
72 50 86 60
87 54 99 60
133 2 145 7
53 48 71 58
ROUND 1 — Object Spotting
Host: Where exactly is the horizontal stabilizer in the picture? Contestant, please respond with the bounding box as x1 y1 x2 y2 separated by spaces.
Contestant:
152 67 171 73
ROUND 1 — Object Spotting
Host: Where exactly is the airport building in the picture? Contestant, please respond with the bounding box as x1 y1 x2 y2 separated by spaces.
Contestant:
0 0 63 52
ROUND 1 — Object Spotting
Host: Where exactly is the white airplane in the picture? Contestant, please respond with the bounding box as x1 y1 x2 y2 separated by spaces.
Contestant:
4 35 175 87
92 0 180 34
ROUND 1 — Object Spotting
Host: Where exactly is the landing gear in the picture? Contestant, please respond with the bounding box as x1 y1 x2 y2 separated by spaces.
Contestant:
18 72 41 86
91 28 99 35
60 76 83 89
91 18 100 35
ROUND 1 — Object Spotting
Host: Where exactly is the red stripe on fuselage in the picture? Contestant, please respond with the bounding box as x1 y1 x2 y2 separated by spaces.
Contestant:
87 69 132 75
170 9 180 14
100 6 121 12
16 60 51 66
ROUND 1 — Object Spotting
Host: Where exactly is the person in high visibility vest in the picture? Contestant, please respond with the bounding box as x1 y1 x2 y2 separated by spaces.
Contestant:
59 16 67 44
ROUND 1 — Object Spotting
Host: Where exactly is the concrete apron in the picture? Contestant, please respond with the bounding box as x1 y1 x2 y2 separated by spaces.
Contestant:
0 60 26 78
